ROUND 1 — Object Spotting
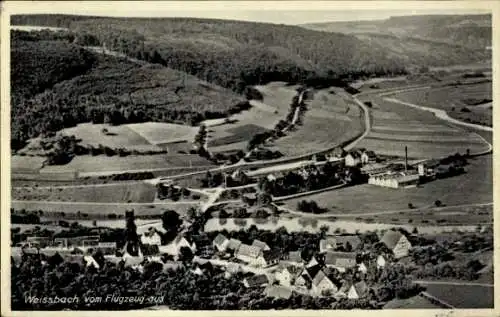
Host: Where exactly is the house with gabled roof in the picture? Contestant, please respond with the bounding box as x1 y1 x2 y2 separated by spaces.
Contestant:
320 237 337 253
345 150 362 167
213 233 230 252
252 239 271 251
235 244 263 265
330 147 345 159
347 281 370 299
158 234 197 259
306 256 319 268
226 238 242 252
261 250 280 267
243 274 269 288
358 262 368 273
311 270 338 296
83 255 100 269
140 228 162 246
324 252 357 272
376 254 387 268
361 150 377 165
380 230 412 259
275 264 303 287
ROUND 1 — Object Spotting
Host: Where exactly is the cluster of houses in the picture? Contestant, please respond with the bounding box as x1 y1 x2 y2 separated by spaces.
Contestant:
209 230 413 299
344 149 378 167
213 234 281 268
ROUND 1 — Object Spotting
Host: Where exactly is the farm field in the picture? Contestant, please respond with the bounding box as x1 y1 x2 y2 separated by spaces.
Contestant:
11 200 199 218
266 88 364 156
422 283 493 308
388 82 492 127
39 153 214 175
353 204 492 226
12 182 157 203
283 155 492 215
206 82 298 153
126 122 198 145
356 95 490 158
11 156 46 173
60 123 161 151
383 295 443 309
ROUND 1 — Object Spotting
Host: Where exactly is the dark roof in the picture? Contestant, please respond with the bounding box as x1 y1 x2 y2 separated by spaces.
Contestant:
262 250 280 262
381 230 405 250
312 270 335 287
305 265 321 279
245 274 269 287
285 265 303 277
347 151 362 158
364 151 376 157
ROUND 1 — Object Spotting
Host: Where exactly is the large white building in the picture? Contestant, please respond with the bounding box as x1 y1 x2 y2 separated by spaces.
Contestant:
368 171 420 189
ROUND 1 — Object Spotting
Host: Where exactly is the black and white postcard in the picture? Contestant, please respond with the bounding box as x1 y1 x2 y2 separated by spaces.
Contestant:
1 1 498 315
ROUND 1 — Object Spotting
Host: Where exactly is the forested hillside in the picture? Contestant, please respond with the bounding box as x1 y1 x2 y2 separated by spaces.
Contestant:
11 30 245 151
303 14 492 49
12 14 409 95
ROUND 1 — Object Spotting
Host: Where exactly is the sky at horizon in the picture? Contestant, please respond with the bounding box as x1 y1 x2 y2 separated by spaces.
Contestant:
5 2 491 25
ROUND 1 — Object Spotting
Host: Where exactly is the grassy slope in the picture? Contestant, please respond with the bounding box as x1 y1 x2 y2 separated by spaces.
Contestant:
302 14 492 49
284 155 492 214
301 15 491 67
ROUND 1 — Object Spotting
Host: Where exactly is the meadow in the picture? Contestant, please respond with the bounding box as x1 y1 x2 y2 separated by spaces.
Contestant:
423 284 493 308
356 95 490 158
12 182 157 203
389 82 492 127
126 122 198 145
60 123 161 151
266 88 364 157
39 154 214 176
206 83 297 153
283 155 492 215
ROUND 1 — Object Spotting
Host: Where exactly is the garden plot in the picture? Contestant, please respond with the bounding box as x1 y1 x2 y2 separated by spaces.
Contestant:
60 123 160 151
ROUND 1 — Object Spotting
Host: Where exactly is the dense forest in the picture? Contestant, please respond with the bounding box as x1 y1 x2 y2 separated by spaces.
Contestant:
10 30 245 151
12 14 409 94
10 14 490 151
303 14 492 50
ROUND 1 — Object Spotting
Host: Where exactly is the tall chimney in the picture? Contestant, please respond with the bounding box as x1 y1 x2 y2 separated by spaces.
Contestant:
405 146 408 172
